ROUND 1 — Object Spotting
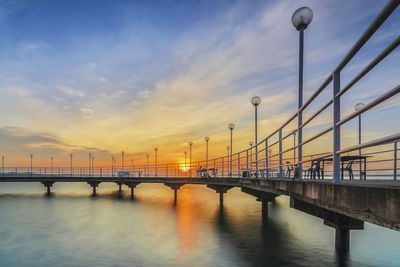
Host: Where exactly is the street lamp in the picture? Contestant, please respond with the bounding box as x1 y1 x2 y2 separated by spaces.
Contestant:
2 155 4 174
189 142 193 177
252 96 261 177
30 154 33 177
184 151 187 176
146 153 149 177
89 153 92 177
70 153 73 176
355 103 365 179
92 156 95 175
51 156 54 175
121 151 125 170
292 7 313 181
228 123 235 176
205 137 210 171
154 147 158 176
112 156 114 176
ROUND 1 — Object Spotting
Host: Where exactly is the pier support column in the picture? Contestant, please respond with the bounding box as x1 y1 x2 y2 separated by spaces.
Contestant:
207 185 234 206
290 197 364 252
87 181 101 196
115 182 123 193
125 182 141 200
241 187 278 222
164 183 185 205
40 181 55 196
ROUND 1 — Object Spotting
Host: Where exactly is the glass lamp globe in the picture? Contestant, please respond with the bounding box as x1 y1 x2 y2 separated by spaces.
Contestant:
291 7 313 30
251 96 261 106
226 146 230 151
154 147 158 152
205 137 210 142
189 141 193 146
355 103 365 112
249 141 254 146
228 123 235 130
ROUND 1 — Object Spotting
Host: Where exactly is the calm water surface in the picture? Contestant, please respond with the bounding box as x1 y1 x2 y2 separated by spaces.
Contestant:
0 182 399 266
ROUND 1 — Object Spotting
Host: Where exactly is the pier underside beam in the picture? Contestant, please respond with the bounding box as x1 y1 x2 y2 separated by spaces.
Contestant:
290 197 364 251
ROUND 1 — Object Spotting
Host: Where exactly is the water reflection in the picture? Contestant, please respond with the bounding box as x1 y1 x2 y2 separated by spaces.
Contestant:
0 183 398 266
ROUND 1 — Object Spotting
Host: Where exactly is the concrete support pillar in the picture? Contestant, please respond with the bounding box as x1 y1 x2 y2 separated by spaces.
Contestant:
124 182 140 200
40 181 55 196
164 183 185 205
335 227 350 251
119 184 122 193
207 184 234 206
87 181 101 197
174 189 178 203
262 200 268 217
290 197 363 252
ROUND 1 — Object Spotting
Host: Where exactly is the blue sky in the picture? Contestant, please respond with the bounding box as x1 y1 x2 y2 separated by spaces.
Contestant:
0 0 399 166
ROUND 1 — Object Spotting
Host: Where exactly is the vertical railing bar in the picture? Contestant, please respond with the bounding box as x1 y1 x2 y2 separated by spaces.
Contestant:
394 141 398 180
265 139 269 179
279 129 283 180
333 71 341 184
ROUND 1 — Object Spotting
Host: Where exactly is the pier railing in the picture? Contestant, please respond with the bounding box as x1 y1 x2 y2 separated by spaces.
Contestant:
0 1 399 184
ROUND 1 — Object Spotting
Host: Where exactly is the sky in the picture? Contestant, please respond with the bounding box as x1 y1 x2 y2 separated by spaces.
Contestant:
0 0 399 167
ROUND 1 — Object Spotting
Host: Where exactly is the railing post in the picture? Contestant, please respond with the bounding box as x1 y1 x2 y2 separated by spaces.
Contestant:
246 150 249 178
333 72 341 184
214 159 216 177
265 139 269 179
279 129 283 180
166 164 168 178
238 153 240 178
394 141 398 180
100 167 102 177
222 158 224 177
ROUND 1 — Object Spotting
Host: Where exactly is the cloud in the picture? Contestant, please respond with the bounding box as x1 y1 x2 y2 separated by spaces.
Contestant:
79 107 94 117
57 86 85 97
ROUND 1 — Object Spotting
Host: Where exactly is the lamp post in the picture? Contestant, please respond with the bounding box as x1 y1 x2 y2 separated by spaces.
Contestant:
355 103 365 180
146 153 149 177
30 154 33 176
112 156 114 176
92 156 95 175
154 147 158 176
228 123 235 176
184 151 187 176
249 141 254 170
1 155 4 174
189 142 193 177
121 151 125 170
89 153 92 177
293 130 297 162
251 96 261 177
292 7 313 181
70 153 73 176
51 156 53 175
269 149 272 176
205 137 210 171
